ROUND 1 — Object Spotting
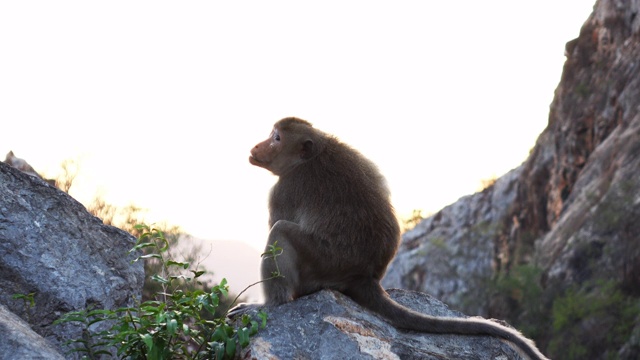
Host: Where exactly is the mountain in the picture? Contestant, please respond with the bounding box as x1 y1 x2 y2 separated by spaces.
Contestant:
383 1 640 358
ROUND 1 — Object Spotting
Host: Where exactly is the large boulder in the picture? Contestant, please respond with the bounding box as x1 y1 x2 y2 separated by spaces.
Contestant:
0 161 145 357
0 304 65 359
240 289 528 359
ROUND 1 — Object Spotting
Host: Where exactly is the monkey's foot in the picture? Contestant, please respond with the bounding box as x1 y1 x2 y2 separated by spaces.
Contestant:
227 302 262 320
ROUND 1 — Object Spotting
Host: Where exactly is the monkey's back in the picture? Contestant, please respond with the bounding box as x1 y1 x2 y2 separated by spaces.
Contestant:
269 136 400 280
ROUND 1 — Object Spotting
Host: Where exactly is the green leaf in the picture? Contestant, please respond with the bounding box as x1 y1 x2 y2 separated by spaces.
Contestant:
93 350 114 356
130 242 158 251
167 318 178 336
212 326 228 342
258 311 268 328
241 314 250 326
213 342 225 360
134 223 149 231
12 292 36 307
167 260 189 269
249 320 260 336
191 270 206 278
87 317 110 327
114 306 135 313
87 309 114 317
142 333 153 351
53 315 87 324
238 327 250 347
151 274 169 285
67 347 90 354
226 337 237 357
214 279 229 297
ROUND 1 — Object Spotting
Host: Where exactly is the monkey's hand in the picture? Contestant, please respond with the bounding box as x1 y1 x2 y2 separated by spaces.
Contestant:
227 302 263 320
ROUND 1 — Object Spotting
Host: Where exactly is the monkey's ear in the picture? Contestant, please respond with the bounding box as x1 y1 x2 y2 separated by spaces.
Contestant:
301 140 315 160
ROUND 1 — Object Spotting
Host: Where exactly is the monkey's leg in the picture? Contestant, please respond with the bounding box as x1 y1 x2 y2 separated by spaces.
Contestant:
228 221 309 319
228 220 306 318
261 220 306 306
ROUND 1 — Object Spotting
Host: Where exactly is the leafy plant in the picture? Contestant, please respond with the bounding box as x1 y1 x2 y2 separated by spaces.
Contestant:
489 264 548 339
12 292 36 323
55 224 276 359
85 194 221 307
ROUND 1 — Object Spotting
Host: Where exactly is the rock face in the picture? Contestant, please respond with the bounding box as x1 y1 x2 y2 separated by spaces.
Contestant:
0 304 65 360
383 0 640 358
0 162 145 358
240 289 528 360
382 168 523 316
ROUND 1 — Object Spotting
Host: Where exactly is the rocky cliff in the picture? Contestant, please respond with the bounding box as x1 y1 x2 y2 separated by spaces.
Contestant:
383 1 640 358
0 162 145 358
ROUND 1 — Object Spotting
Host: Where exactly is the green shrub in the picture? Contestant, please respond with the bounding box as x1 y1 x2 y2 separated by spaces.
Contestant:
549 280 640 359
55 224 275 359
491 264 547 338
11 292 36 323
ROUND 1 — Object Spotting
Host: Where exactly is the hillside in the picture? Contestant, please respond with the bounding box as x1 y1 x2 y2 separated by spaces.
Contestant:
383 1 640 358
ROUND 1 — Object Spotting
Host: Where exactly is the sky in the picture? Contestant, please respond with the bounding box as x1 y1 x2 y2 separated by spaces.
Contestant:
1 1 596 253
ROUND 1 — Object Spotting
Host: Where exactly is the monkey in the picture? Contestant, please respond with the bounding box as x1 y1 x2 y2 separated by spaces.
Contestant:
4 150 57 186
233 117 548 360
4 151 42 178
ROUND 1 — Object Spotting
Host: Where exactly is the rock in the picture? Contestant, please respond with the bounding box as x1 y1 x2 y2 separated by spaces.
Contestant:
0 162 145 356
240 289 526 360
0 304 65 360
382 168 522 317
533 0 640 290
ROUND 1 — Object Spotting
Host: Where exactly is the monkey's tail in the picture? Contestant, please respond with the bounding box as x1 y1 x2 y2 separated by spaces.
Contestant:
345 281 548 360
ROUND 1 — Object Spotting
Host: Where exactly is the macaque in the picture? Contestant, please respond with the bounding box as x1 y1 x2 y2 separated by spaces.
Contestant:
4 151 42 178
235 117 547 360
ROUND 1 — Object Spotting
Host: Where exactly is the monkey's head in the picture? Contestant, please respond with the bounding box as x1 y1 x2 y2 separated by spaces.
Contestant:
5 151 15 162
250 117 325 176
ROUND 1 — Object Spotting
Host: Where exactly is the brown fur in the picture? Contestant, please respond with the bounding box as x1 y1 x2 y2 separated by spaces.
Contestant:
4 151 42 178
240 117 547 360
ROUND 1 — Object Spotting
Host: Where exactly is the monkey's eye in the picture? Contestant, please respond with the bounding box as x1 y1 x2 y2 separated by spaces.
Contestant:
274 134 281 141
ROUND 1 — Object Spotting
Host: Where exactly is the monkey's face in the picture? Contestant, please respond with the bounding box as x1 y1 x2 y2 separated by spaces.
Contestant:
250 125 306 176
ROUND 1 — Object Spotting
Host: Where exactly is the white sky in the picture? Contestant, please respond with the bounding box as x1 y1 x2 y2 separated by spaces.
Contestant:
1 1 595 251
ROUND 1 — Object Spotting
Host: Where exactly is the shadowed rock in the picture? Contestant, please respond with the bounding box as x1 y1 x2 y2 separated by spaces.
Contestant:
0 162 144 358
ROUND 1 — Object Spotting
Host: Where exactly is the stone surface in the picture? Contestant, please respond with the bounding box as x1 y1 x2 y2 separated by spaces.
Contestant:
0 304 65 360
382 168 522 317
0 161 145 356
240 289 526 360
